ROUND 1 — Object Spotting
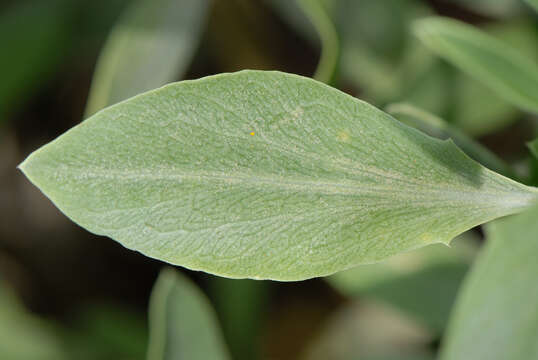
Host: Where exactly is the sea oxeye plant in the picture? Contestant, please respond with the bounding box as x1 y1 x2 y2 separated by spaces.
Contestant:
13 0 538 359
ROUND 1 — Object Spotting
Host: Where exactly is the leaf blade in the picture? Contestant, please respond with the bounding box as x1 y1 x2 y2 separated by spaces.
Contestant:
440 205 538 360
84 0 209 116
19 70 538 280
147 268 229 360
414 17 538 113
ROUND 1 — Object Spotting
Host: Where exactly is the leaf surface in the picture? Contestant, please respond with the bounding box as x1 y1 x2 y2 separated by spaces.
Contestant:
19 70 538 280
440 205 538 360
84 0 209 116
147 268 229 360
414 17 538 113
386 103 514 177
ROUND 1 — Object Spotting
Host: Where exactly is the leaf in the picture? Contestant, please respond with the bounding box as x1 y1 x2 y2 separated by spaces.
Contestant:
0 279 68 360
147 268 229 360
19 70 538 281
528 138 538 159
414 17 538 113
84 0 209 116
386 103 515 178
297 0 339 84
440 204 538 360
328 233 477 333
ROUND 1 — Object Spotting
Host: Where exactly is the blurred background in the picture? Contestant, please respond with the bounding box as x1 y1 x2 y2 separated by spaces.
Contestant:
1 0 537 359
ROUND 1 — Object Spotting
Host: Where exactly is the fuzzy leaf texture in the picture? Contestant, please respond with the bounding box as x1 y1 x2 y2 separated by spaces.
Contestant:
414 17 538 113
440 204 538 360
19 71 538 280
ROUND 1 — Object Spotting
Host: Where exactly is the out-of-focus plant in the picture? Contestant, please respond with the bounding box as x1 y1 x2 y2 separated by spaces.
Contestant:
10 0 538 359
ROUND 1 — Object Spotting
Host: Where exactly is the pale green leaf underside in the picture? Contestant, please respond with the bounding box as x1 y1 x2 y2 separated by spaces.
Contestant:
440 205 538 360
386 103 514 177
414 17 538 113
84 0 208 116
147 268 229 360
19 71 538 280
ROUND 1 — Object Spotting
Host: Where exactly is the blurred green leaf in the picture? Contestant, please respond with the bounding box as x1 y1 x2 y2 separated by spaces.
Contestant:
302 301 433 360
0 279 68 360
449 20 537 137
0 0 72 122
147 268 229 360
297 0 339 83
524 0 538 11
446 0 524 17
386 102 514 177
528 138 538 159
19 70 538 280
414 17 538 113
84 0 209 116
328 233 477 333
440 205 538 360
209 278 268 360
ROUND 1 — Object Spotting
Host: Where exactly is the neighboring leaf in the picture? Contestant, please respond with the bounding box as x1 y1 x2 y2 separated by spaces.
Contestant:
0 279 68 360
147 268 229 360
528 138 538 159
386 103 514 177
449 19 537 137
524 0 538 11
297 0 339 83
328 232 477 333
302 301 433 360
446 0 524 17
440 205 538 360
84 0 209 116
414 17 538 113
0 0 72 122
19 70 538 281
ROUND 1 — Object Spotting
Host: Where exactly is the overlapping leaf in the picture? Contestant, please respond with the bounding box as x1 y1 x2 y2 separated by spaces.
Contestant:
84 0 209 116
19 71 538 280
147 268 229 360
414 17 538 113
440 205 538 360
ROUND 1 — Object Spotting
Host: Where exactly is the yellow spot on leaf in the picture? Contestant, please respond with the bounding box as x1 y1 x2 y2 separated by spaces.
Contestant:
250 132 255 136
337 130 350 142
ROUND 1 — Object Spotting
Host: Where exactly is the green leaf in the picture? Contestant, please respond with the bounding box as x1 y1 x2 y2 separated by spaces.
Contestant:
19 70 538 281
386 103 514 178
440 205 538 360
328 233 477 333
147 268 229 360
524 0 538 11
528 138 538 159
0 279 68 360
84 0 209 116
414 17 538 113
297 0 339 84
